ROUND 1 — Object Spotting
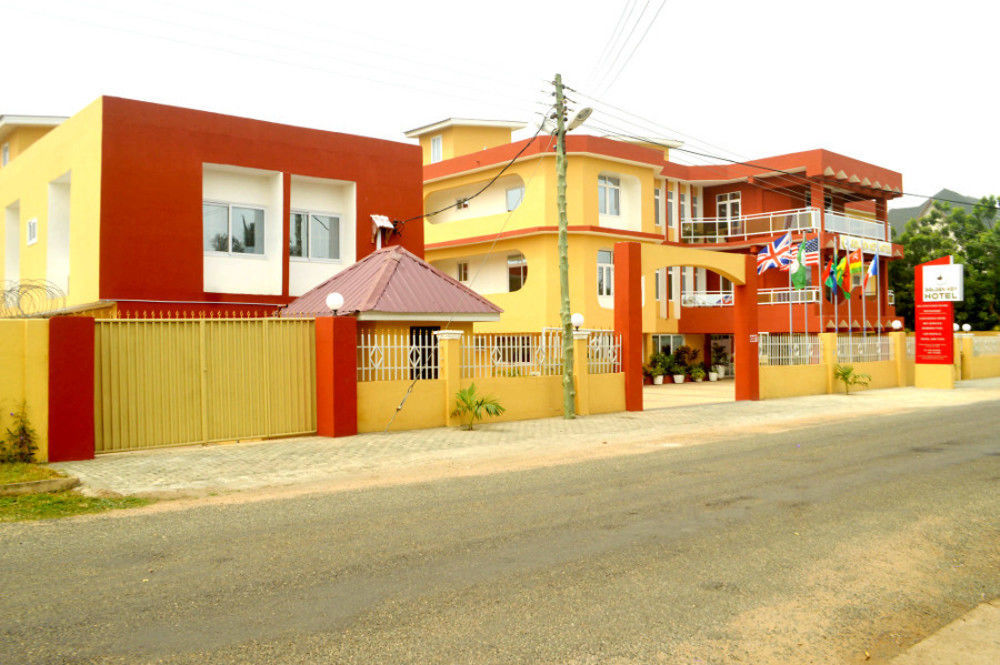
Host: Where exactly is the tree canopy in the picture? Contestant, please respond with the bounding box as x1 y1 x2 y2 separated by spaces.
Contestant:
889 196 999 330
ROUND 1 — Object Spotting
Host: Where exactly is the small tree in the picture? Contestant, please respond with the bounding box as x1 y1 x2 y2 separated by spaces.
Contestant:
451 383 505 430
3 402 38 463
833 364 871 395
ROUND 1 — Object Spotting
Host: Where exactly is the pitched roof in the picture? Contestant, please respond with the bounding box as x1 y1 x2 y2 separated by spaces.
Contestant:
889 188 981 236
281 245 503 320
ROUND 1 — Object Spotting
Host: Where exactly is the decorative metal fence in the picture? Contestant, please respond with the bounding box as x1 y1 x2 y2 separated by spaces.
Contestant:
837 335 894 363
681 207 819 243
587 331 622 374
906 335 915 359
461 332 563 378
94 317 316 453
357 328 439 381
973 336 1000 357
681 290 733 307
758 333 821 366
823 211 886 241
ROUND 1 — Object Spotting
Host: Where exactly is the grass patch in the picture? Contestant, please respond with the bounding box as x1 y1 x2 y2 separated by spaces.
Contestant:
0 463 63 485
0 491 150 523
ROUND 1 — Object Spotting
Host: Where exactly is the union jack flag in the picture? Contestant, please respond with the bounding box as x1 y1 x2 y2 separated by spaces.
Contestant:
756 232 793 274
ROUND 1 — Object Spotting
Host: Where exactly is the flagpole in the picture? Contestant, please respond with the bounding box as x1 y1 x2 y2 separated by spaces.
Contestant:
876 256 882 347
861 250 867 343
832 241 839 339
788 252 793 340
817 232 823 332
848 252 853 363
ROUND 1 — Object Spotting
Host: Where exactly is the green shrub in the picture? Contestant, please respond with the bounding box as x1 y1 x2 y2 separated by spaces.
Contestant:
2 403 38 463
451 383 506 431
833 364 871 395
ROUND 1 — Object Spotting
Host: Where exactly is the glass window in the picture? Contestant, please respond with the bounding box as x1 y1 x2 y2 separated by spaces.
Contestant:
310 214 339 260
230 207 263 254
203 202 230 252
507 253 527 292
430 135 443 163
289 212 307 257
457 261 469 282
716 192 741 219
1 143 8 166
598 175 621 215
597 249 614 297
652 334 683 355
506 186 524 212
654 187 662 226
679 192 687 222
667 190 674 227
692 193 700 219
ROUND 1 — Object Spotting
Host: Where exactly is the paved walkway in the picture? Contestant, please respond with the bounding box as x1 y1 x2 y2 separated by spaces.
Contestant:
890 598 1000 665
51 378 1000 497
643 377 734 409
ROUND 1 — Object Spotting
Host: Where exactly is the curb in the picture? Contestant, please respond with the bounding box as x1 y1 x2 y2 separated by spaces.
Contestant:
0 476 80 496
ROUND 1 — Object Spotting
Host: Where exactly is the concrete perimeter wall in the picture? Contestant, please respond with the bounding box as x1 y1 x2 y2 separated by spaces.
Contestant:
0 320 49 461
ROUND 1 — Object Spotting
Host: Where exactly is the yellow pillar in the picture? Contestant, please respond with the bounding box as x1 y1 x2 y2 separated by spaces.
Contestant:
435 329 463 427
960 334 974 380
890 331 907 387
572 331 591 416
819 332 838 394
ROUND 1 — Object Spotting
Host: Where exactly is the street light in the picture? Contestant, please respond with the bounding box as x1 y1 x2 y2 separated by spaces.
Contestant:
962 323 972 332
891 320 903 330
325 292 344 315
571 312 584 330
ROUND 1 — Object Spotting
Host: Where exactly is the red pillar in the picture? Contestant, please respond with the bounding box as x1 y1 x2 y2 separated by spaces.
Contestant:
316 316 358 437
733 254 760 401
613 241 643 412
48 317 95 461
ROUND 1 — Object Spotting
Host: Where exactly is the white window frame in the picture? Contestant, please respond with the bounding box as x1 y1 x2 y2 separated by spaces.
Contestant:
679 191 687 223
507 253 527 293
691 191 700 220
1 143 9 167
716 191 741 219
652 334 684 355
667 189 675 228
26 218 38 246
598 175 621 216
203 200 267 257
430 135 443 163
654 187 662 227
457 261 469 282
597 249 614 297
506 186 524 212
289 208 343 263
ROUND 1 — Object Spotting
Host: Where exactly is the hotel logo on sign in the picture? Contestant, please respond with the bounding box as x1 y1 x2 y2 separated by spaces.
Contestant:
922 264 964 302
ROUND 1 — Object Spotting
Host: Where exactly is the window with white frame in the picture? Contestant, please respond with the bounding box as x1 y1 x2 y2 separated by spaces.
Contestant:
203 202 265 255
507 253 527 292
597 249 614 297
654 187 662 227
26 218 38 245
289 210 340 260
667 189 675 227
692 193 700 219
430 135 443 163
679 192 687 223
506 186 524 212
1 143 8 167
457 261 469 282
652 334 684 355
717 192 741 218
598 175 621 215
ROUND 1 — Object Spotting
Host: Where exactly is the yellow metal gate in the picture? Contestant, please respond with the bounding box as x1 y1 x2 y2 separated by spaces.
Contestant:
94 318 316 453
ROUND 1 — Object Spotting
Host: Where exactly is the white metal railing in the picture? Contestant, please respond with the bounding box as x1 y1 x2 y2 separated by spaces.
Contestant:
973 336 1000 356
757 287 820 305
357 329 439 381
758 333 821 366
888 289 895 306
681 290 733 307
824 211 886 241
837 335 894 363
681 207 819 243
906 335 915 359
587 331 622 374
461 333 563 378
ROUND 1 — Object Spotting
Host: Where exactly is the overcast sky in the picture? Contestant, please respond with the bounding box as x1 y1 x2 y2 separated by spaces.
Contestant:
4 0 996 209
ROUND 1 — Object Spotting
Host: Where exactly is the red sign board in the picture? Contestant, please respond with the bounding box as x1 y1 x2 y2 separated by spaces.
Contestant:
914 256 955 365
915 301 953 363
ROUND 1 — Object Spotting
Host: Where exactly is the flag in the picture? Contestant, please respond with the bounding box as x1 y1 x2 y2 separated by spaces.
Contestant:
847 249 864 275
835 256 851 295
756 232 793 274
864 255 879 289
790 241 810 289
823 258 838 303
799 236 820 266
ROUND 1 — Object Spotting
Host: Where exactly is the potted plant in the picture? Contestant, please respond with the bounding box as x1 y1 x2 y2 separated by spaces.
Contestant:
712 343 729 378
646 362 665 385
706 361 718 381
691 366 706 382
670 360 686 384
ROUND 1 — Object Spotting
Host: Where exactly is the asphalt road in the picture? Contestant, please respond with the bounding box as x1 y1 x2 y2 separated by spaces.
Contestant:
2 402 999 665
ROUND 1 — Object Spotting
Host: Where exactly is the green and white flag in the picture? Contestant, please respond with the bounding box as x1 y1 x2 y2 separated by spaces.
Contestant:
790 241 810 290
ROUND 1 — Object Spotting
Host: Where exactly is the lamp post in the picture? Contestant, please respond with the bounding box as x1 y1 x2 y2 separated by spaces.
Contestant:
553 72 593 419
325 292 344 315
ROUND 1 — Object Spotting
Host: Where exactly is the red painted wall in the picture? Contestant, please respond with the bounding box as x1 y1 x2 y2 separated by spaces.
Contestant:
99 97 423 310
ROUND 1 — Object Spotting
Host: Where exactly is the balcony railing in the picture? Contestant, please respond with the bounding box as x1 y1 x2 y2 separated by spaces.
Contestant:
681 290 733 307
758 287 820 305
823 210 886 241
681 207 819 243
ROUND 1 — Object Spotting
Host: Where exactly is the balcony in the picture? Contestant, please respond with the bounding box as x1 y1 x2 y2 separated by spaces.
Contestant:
681 290 733 307
681 207 819 244
823 210 886 241
679 286 820 307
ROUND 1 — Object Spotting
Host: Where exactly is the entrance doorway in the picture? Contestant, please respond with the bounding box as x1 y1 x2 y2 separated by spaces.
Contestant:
409 326 440 380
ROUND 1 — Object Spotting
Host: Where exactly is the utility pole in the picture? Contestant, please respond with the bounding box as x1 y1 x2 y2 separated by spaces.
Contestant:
554 73 575 419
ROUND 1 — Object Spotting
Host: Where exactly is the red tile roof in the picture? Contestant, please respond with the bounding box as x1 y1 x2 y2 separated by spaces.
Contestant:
281 245 503 318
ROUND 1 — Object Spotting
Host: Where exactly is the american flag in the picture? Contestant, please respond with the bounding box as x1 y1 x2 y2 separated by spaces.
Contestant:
787 236 820 268
756 232 793 274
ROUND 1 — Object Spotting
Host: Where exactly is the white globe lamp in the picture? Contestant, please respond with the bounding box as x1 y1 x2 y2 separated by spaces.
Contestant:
325 292 345 314
891 320 903 330
962 323 972 332
571 312 584 330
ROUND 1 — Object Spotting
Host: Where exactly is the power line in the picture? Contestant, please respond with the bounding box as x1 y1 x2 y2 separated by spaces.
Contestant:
586 0 636 87
596 0 668 96
593 0 651 93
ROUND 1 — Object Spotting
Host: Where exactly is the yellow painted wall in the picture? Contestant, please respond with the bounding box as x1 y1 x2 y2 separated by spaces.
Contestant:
760 364 830 399
358 379 447 432
965 354 1000 380
845 360 897 392
587 373 626 414
417 125 517 165
1 126 58 168
0 99 103 308
0 320 50 461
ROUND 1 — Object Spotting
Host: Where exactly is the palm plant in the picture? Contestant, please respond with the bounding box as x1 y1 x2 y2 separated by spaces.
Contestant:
833 364 871 395
451 383 505 430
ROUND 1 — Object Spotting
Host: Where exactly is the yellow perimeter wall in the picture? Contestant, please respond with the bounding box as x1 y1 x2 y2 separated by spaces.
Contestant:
0 320 49 461
0 99 103 307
